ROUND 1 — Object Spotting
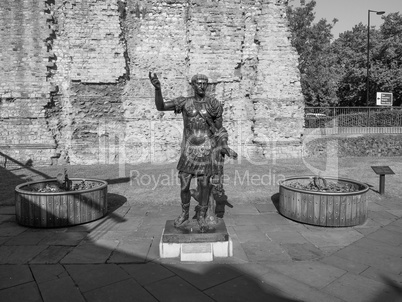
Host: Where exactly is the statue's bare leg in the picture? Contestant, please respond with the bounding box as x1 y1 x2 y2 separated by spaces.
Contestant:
174 172 193 227
197 175 211 232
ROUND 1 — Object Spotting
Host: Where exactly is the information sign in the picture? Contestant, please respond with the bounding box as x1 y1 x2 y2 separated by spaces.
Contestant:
376 92 393 106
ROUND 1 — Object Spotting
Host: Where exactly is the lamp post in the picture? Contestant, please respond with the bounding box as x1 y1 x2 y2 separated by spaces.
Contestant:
366 10 385 106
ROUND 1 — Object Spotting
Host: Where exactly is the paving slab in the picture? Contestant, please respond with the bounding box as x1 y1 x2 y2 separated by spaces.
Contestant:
60 239 119 264
0 215 14 224
365 228 402 246
232 225 268 243
319 254 369 275
165 263 242 291
352 237 402 258
93 230 145 241
0 245 48 264
333 245 402 275
265 230 309 244
38 231 87 246
367 210 399 226
0 207 15 215
300 228 364 248
383 223 402 234
0 265 33 290
225 227 249 263
265 261 346 289
107 217 143 231
258 222 308 233
386 210 402 217
359 266 402 285
0 237 10 245
144 276 214 302
322 272 400 302
0 222 27 237
107 238 153 263
0 281 42 302
254 203 278 213
30 246 73 264
65 264 131 293
241 241 291 262
83 278 158 302
226 204 260 215
281 242 324 261
120 263 175 286
3 230 52 246
232 213 291 226
204 275 292 302
30 264 69 284
352 218 382 235
259 270 344 302
37 275 86 302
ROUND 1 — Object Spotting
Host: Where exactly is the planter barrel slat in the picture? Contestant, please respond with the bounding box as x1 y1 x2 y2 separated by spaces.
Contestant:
320 196 327 225
279 176 369 227
40 195 47 227
60 195 68 226
313 195 320 225
345 197 352 225
54 196 61 227
334 196 340 227
15 179 108 228
327 196 334 226
301 194 308 222
307 194 314 225
340 196 346 226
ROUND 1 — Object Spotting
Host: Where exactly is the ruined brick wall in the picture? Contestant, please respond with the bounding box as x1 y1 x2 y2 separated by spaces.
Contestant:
0 0 304 167
0 0 57 166
122 0 304 164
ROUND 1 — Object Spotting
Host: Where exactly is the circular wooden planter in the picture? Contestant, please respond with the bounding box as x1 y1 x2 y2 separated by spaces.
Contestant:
15 179 108 228
279 176 369 227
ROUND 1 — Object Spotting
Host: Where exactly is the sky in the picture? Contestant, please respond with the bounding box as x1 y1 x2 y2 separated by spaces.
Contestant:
292 0 401 38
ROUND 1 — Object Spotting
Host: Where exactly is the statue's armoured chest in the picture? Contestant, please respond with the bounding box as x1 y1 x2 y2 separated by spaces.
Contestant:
183 101 210 132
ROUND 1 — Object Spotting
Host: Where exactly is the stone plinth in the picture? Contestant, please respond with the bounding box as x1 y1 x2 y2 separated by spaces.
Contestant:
159 220 233 262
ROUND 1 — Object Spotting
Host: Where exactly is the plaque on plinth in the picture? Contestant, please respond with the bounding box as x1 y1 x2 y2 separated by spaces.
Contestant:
159 219 233 261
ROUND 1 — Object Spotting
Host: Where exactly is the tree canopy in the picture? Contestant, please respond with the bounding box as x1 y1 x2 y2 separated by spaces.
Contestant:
287 0 402 107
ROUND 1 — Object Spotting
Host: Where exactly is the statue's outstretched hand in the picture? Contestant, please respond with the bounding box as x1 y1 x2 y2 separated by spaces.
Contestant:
149 72 161 90
221 147 238 159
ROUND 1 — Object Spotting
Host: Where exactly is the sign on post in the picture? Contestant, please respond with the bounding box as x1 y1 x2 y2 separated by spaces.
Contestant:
376 92 393 106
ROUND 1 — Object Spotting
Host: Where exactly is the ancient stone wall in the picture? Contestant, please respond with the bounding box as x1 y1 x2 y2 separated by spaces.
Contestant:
0 0 304 167
0 0 57 166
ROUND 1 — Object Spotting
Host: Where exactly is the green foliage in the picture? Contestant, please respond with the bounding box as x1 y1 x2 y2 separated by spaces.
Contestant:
287 2 402 106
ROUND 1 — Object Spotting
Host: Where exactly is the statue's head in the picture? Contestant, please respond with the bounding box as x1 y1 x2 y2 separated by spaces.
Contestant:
191 74 208 97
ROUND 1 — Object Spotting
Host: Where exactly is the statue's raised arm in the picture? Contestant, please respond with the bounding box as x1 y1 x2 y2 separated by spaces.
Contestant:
149 72 175 111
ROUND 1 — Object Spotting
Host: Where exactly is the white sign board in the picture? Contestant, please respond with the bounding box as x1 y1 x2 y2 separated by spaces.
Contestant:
376 92 393 106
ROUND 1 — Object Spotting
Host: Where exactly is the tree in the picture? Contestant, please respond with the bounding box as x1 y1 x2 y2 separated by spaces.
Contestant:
334 13 402 106
333 23 371 106
286 0 338 106
375 12 402 106
287 2 402 107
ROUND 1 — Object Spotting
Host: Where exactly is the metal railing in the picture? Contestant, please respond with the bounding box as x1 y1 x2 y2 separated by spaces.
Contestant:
305 107 402 128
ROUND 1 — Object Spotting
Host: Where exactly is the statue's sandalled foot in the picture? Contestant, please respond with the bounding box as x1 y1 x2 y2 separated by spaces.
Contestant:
198 216 208 233
174 202 190 228
197 206 209 233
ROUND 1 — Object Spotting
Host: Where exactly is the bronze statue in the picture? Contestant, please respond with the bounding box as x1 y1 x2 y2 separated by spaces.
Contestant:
149 72 237 232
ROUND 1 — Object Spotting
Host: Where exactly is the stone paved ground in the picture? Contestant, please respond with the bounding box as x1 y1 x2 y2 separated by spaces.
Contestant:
1 157 402 301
